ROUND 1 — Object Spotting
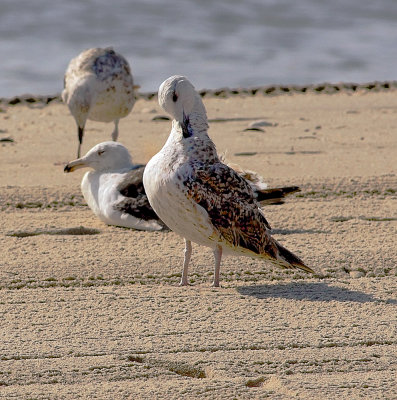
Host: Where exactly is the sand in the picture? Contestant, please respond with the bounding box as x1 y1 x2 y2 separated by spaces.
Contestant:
0 87 396 399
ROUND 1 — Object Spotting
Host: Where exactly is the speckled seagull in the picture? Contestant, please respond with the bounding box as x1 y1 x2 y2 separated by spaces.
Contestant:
64 141 163 231
62 47 135 157
143 75 314 287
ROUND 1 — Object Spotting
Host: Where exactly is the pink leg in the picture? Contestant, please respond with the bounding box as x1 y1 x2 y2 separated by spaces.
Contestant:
212 245 222 287
180 239 192 286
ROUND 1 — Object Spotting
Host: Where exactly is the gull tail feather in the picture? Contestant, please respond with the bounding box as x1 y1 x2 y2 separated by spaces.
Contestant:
255 186 300 206
270 240 314 274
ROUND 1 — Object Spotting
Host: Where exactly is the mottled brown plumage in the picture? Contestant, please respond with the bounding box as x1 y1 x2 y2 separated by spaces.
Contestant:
183 161 312 272
144 76 313 286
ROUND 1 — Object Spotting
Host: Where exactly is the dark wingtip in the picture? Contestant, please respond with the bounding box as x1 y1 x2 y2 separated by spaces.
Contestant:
280 186 300 195
256 186 301 205
64 164 71 173
292 260 315 274
276 242 314 274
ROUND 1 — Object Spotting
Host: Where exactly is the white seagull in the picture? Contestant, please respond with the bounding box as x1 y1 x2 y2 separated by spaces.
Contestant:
143 76 314 287
64 141 163 231
62 47 136 157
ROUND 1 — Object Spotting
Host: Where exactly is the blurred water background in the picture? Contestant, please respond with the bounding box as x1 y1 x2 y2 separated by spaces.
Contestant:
0 0 396 97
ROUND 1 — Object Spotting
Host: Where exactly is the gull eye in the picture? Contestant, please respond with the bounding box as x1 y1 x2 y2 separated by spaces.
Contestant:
97 150 105 156
172 92 178 102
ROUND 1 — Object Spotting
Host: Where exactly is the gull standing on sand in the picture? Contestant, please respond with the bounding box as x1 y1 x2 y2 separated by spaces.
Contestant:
62 47 135 157
64 141 163 231
143 75 314 287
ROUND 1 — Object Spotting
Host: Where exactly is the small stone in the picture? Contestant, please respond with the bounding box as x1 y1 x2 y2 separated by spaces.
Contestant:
152 115 170 121
9 97 22 105
349 270 365 278
141 108 157 114
248 120 274 128
234 152 257 157
243 127 265 132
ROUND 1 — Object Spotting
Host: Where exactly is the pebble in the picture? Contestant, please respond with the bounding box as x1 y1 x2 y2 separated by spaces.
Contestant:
349 270 365 278
141 108 157 114
249 120 275 128
152 115 170 121
243 127 265 132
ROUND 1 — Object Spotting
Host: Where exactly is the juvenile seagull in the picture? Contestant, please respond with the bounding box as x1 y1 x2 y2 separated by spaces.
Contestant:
143 76 314 287
62 47 135 157
64 141 163 231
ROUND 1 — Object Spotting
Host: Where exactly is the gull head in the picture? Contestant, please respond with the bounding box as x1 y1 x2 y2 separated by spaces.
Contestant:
64 141 132 173
158 75 207 137
158 75 196 121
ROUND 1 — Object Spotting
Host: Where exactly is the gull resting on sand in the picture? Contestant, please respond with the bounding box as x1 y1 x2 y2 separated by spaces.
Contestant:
64 141 163 231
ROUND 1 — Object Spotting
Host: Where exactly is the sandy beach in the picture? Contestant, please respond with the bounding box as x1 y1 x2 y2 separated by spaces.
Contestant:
0 87 396 399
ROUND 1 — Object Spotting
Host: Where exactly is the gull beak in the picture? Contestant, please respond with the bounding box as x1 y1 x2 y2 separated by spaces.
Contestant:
181 111 193 138
64 158 87 173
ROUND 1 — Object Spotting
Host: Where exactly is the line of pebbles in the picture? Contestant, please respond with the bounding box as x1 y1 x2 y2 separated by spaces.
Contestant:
1 80 396 107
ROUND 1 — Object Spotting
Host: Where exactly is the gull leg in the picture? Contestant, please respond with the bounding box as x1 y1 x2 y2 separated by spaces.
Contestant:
112 119 120 141
77 126 84 158
212 245 222 287
180 239 192 286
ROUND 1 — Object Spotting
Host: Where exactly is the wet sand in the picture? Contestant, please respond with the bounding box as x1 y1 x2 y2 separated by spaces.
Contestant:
0 88 396 399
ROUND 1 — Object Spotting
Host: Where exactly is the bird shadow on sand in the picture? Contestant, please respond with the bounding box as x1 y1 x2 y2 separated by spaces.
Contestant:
237 282 397 304
7 226 100 238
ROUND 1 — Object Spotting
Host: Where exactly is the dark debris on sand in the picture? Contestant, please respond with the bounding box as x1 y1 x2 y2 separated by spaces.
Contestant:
1 80 397 106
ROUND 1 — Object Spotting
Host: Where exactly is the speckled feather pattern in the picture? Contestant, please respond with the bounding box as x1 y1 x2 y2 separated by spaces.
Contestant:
184 162 274 253
179 145 310 270
62 47 135 124
93 50 132 82
144 76 313 276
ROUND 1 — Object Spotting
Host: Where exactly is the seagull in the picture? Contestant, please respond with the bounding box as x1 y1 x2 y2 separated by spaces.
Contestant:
64 141 163 231
62 47 136 157
143 76 314 287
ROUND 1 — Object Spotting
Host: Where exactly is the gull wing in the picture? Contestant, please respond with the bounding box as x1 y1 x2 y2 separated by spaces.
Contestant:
185 162 274 254
113 166 160 222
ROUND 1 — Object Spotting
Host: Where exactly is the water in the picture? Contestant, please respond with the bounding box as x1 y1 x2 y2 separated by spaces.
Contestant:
1 0 396 98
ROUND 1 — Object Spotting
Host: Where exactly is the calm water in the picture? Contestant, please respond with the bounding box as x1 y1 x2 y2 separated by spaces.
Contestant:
0 0 396 97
